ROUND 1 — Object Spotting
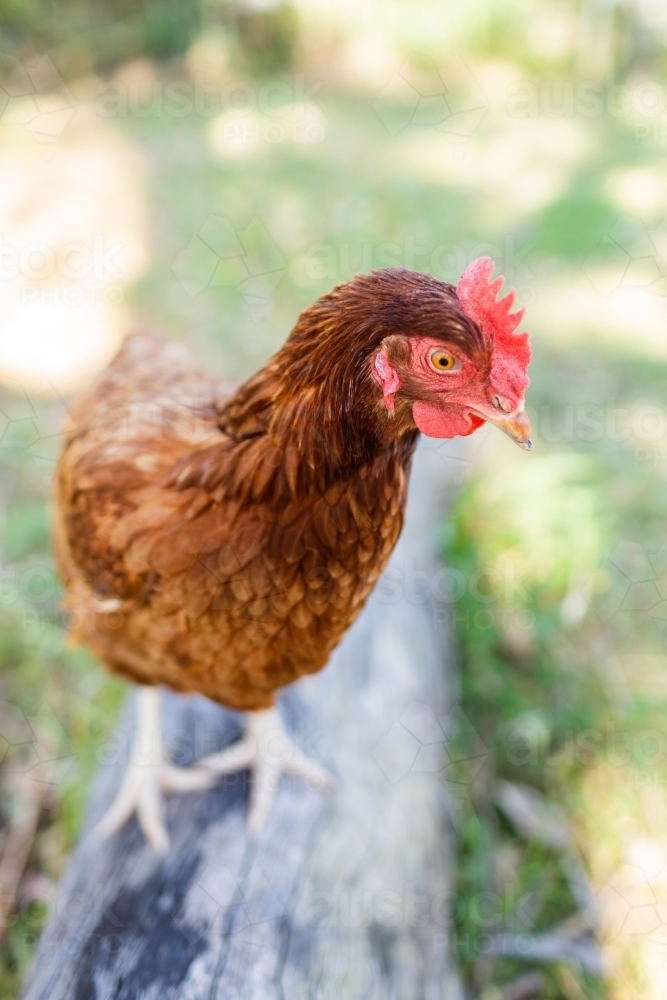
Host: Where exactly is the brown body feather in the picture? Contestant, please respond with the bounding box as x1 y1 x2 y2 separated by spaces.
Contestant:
55 270 480 710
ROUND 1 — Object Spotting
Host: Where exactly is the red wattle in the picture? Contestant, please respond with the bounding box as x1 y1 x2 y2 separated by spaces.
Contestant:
412 401 485 439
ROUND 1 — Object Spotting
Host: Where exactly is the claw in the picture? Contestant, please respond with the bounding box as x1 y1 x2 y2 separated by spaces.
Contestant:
95 687 217 853
198 706 334 833
96 691 332 848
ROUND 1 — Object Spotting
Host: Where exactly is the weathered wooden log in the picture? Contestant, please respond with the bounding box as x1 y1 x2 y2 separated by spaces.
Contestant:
22 438 466 1000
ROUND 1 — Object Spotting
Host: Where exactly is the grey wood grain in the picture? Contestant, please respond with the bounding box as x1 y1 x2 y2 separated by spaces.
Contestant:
22 436 469 1000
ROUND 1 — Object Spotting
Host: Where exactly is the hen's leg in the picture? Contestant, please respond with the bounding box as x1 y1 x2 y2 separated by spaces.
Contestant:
95 686 217 853
197 707 333 833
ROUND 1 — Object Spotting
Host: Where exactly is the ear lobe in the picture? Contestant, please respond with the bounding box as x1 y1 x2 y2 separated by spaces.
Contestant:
372 344 401 412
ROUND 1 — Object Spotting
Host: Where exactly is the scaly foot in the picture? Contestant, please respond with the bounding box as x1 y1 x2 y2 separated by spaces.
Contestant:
197 707 334 833
95 687 217 853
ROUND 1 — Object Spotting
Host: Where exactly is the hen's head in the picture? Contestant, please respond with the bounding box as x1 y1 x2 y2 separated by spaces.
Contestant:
368 257 532 449
273 259 532 470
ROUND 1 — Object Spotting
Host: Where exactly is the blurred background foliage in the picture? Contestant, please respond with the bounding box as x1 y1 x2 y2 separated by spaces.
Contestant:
0 0 665 79
2 0 667 998
0 0 298 75
2 0 667 81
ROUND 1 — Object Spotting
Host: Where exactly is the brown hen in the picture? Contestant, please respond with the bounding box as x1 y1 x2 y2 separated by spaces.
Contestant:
55 261 532 847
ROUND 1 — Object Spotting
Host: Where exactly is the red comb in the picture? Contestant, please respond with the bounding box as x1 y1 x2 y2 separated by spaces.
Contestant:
456 256 531 395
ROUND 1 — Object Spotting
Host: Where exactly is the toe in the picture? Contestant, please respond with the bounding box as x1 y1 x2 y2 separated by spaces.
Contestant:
247 761 281 834
138 779 169 854
197 738 256 775
95 771 142 839
161 764 219 793
284 746 335 790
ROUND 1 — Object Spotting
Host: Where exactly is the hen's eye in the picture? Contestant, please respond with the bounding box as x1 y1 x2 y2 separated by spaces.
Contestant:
430 350 460 373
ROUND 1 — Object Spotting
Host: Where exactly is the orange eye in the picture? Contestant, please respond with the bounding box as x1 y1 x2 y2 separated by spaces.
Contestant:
430 350 460 373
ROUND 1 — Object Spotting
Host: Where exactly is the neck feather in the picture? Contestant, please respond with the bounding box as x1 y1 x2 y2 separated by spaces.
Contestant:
218 297 419 494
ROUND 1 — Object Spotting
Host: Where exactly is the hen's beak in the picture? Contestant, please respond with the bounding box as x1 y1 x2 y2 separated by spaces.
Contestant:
474 406 533 451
